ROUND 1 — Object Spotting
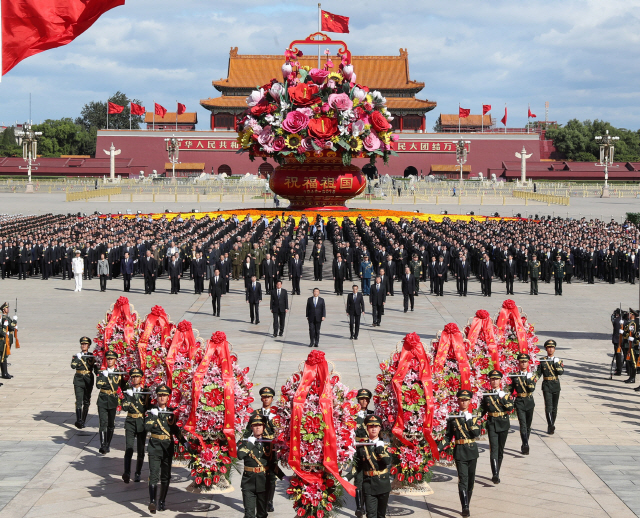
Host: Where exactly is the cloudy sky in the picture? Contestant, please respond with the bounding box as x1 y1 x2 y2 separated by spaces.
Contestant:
1 0 639 130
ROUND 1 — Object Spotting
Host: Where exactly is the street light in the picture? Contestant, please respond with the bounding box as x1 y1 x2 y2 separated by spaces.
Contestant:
14 122 42 193
164 135 183 183
595 130 619 198
453 140 471 187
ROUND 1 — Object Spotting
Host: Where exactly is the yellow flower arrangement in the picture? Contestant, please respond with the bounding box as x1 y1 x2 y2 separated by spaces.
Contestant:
285 134 302 149
327 72 344 83
347 136 363 152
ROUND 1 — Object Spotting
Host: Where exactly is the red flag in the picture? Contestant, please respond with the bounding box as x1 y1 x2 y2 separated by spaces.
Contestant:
482 104 491 115
155 103 167 118
321 10 349 33
107 102 124 114
2 0 125 76
459 107 470 119
130 102 145 116
177 103 186 115
528 107 537 118
501 107 507 127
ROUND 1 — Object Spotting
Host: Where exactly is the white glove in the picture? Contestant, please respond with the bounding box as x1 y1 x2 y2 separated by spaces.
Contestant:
268 413 274 421
12 316 17 321
553 357 559 364
375 440 385 448
3 321 7 327
620 319 625 325
498 390 505 398
248 436 256 444
464 411 473 420
150 408 159 416
526 372 532 379
76 352 83 359
126 389 134 396
101 370 108 377
357 410 365 418
620 329 625 334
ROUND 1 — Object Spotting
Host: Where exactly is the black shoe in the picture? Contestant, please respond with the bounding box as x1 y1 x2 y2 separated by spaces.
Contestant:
279 332 283 336
135 459 144 482
75 408 83 429
546 412 555 434
459 489 470 517
123 456 132 483
158 483 169 511
309 343 313 348
350 335 354 339
624 377 636 383
491 458 500 484
354 335 358 340
255 320 260 324
98 432 106 454
273 333 278 338
148 485 158 514
81 405 90 428
104 428 114 454
267 503 274 513
520 432 530 454
314 343 318 347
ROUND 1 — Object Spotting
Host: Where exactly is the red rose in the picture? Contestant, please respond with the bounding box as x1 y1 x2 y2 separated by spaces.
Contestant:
307 116 339 139
288 83 320 107
304 416 321 434
404 388 420 405
370 111 391 132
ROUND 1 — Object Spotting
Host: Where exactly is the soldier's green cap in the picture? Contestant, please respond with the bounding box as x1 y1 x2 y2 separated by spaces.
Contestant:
0 302 8 311
364 415 382 427
357 388 372 400
544 339 557 348
517 353 530 362
156 384 171 396
259 387 275 397
488 369 503 380
249 414 266 426
79 336 92 345
105 350 118 359
457 389 473 400
129 368 143 377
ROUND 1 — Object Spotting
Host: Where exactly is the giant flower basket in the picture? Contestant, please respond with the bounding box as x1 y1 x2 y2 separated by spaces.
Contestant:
272 350 359 517
93 296 141 372
183 332 253 494
237 32 398 210
494 300 540 380
431 323 486 464
373 332 437 495
138 306 176 399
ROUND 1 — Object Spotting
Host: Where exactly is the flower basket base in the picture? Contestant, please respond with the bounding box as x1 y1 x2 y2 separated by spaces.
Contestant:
391 479 434 496
186 479 234 494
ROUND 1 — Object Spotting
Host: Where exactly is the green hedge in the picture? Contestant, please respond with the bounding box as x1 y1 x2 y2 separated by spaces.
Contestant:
626 212 640 225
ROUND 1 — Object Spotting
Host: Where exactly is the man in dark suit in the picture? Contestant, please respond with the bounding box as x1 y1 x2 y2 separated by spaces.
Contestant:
435 256 447 296
346 284 365 339
141 250 158 294
505 254 517 295
209 268 224 316
342 243 354 281
169 253 182 294
383 254 395 296
242 256 256 290
481 254 495 297
246 275 262 324
456 254 471 296
288 252 303 295
401 266 416 313
312 243 326 281
332 253 347 296
262 253 277 294
428 256 438 294
305 288 326 347
270 280 288 337
190 252 206 294
121 252 134 292
217 254 230 293
369 276 386 326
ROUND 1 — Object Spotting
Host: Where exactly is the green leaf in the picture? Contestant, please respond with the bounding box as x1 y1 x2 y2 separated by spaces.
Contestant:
342 152 352 166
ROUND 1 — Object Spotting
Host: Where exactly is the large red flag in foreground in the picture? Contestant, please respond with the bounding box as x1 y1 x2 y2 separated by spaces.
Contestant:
321 10 349 33
2 0 126 76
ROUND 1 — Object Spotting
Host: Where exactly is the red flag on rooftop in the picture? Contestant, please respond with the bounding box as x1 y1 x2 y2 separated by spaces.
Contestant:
2 0 125 76
107 102 124 114
177 103 186 115
528 107 537 118
155 103 167 118
482 104 491 115
501 107 507 126
130 102 145 116
321 10 349 33
459 107 470 119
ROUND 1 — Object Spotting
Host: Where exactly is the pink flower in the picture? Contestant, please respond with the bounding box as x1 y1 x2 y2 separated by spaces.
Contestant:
296 107 313 118
257 126 274 147
269 83 284 100
282 63 292 81
301 137 314 151
282 110 310 133
328 93 353 111
309 68 329 84
246 89 265 107
342 64 354 80
352 87 366 101
273 137 285 151
363 133 381 152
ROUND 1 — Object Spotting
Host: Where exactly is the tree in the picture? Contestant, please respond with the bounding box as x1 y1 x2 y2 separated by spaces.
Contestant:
32 119 95 157
0 127 22 157
75 91 144 132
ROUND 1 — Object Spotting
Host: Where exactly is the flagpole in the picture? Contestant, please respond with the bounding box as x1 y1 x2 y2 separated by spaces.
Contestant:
527 103 530 134
317 3 321 69
481 104 484 133
505 103 507 134
153 99 155 131
129 105 131 131
458 103 460 133
106 98 109 130
176 101 178 131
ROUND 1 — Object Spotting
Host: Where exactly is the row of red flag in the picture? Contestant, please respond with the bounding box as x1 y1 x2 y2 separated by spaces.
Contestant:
107 101 186 117
459 105 537 127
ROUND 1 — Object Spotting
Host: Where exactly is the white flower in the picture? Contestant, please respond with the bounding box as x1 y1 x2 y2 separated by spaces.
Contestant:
270 82 284 100
371 90 386 106
342 64 354 80
282 63 292 81
351 120 365 137
246 88 265 107
352 87 366 102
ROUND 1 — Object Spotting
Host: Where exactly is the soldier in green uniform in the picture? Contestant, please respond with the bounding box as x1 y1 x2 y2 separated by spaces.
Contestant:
145 383 191 513
351 388 374 517
359 255 373 295
409 253 422 295
552 254 565 295
251 243 263 279
528 253 540 295
96 351 125 454
354 415 391 518
231 245 243 281
480 370 513 484
121 367 149 483
623 311 639 385
509 353 538 455
0 301 17 379
70 336 97 429
536 340 565 434
442 390 481 517
238 414 278 518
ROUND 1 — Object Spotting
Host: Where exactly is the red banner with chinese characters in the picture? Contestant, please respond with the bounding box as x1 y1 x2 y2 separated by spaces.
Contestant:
434 323 471 390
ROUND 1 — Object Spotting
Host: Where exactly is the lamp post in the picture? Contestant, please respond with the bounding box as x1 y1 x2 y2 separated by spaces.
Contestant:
454 140 471 187
595 130 619 198
14 123 42 193
164 135 183 183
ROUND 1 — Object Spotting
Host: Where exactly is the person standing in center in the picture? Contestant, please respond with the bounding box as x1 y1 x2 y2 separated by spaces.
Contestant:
369 276 386 327
481 253 494 297
536 339 564 433
312 242 326 281
121 251 134 292
435 255 446 296
169 253 182 294
346 284 365 340
288 252 302 295
552 254 565 296
209 268 224 317
505 254 517 295
306 287 325 347
509 353 538 455
528 253 540 295
121 367 149 484
142 249 157 294
262 253 277 295
333 253 347 296
401 266 416 313
72 250 84 292
96 351 125 454
270 280 288 337
98 253 109 292
246 275 262 325
360 254 373 295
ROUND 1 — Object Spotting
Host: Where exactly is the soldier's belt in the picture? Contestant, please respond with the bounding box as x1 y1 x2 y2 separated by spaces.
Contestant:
488 412 506 417
127 412 144 419
456 439 476 445
100 389 116 395
75 370 90 375
364 468 388 477
356 437 369 442
543 376 558 381
244 465 268 473
516 392 532 398
151 433 170 441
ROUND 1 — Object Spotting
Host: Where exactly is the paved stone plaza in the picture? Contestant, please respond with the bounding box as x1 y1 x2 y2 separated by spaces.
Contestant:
0 193 638 517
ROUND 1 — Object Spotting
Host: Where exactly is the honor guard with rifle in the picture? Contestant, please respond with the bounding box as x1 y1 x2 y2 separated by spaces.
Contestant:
121 367 150 484
71 336 97 428
623 310 639 385
611 308 625 376
350 388 374 517
509 353 538 455
96 351 126 454
0 301 18 380
480 370 513 484
536 340 565 433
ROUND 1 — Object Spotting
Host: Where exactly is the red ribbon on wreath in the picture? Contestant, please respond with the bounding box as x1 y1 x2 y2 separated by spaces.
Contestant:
467 310 499 366
102 296 136 368
390 332 439 460
434 323 471 391
165 320 197 389
496 299 528 354
137 305 172 377
185 332 237 456
289 350 356 497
